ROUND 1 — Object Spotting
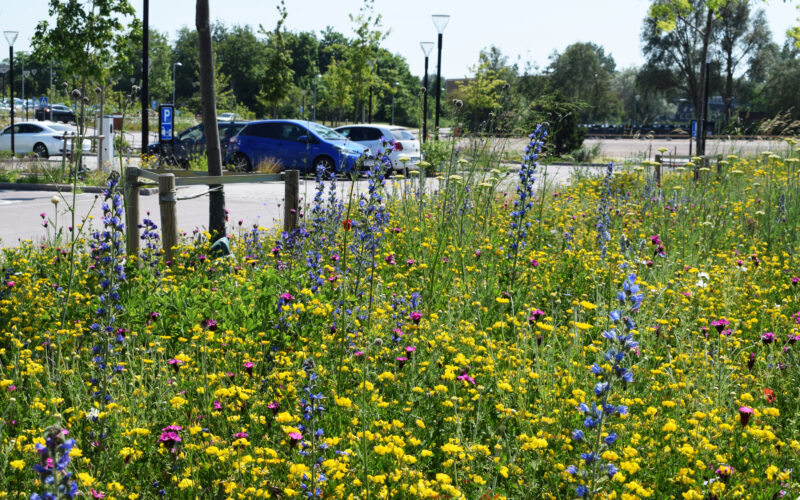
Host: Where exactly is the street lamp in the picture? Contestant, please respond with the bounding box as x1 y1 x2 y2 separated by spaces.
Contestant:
391 81 399 126
419 41 433 143
431 15 449 140
312 73 320 122
4 30 18 156
172 62 182 105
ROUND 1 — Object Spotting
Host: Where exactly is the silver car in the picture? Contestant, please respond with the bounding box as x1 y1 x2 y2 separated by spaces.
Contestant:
0 121 90 158
334 124 421 173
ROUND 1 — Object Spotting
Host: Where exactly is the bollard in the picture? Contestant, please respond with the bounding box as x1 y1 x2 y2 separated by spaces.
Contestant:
125 167 141 257
158 173 179 264
284 169 299 233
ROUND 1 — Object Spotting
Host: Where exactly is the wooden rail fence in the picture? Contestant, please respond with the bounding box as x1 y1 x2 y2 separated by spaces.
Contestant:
124 167 299 262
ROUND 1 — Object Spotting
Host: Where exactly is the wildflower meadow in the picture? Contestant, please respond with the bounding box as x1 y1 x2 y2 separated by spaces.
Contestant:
2 131 800 499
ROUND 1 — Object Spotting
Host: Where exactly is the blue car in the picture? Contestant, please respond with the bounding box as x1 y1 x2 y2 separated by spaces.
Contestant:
225 119 369 174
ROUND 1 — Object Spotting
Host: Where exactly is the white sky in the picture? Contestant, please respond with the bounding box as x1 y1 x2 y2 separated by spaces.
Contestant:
2 0 799 78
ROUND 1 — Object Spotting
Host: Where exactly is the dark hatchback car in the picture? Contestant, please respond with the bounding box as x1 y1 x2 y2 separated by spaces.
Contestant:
147 120 249 167
35 104 76 123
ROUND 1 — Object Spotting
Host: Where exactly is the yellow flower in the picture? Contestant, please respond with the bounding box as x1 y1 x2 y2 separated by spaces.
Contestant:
10 460 25 471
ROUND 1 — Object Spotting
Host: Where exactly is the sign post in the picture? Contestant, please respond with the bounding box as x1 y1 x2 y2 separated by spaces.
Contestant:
39 97 48 121
158 104 175 161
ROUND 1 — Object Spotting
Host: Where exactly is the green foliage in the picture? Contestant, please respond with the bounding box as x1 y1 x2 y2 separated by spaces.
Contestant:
257 0 295 117
547 42 619 122
456 55 509 131
420 138 452 175
344 0 387 121
520 93 587 156
32 0 138 84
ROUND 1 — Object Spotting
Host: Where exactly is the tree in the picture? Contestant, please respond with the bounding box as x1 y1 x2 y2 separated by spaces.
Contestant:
196 0 225 240
258 0 294 117
547 42 619 122
216 24 267 112
318 58 351 126
172 27 200 108
32 0 137 86
647 0 731 153
717 1 771 124
456 53 509 131
345 0 387 121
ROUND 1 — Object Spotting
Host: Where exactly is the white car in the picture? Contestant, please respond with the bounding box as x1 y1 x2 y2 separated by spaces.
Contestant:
0 121 91 158
334 124 421 173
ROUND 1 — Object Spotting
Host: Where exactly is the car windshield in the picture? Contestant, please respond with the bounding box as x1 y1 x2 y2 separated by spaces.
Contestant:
391 129 416 141
308 122 347 140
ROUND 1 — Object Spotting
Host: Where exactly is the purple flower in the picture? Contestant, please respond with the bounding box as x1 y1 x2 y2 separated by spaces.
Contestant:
738 406 753 427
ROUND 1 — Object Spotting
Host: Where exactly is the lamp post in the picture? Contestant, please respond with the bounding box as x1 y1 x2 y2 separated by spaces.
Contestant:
172 61 182 105
142 0 150 154
698 53 711 156
4 30 18 156
431 14 449 140
391 81 399 125
420 41 433 143
312 73 320 122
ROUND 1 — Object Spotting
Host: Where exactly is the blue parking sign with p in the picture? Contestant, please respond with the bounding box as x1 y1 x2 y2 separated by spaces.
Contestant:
159 105 174 142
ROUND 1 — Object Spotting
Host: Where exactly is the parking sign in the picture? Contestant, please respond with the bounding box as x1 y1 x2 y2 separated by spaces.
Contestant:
159 105 174 142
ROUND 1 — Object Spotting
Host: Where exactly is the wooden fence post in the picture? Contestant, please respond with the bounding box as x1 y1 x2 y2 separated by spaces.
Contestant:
654 154 663 186
158 173 179 264
284 170 299 233
125 166 141 257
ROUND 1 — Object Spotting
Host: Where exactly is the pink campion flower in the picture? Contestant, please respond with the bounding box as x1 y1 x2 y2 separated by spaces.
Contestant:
475 249 481 258
159 431 181 447
738 406 753 427
213 401 223 410
787 334 800 345
792 277 799 286
529 259 539 267
396 356 408 368
457 373 476 385
711 318 730 333
747 352 756 371
528 309 545 324
243 361 254 375
7 385 15 391
279 292 295 302
761 332 775 344
384 254 396 265
268 401 280 415
5 281 14 287
91 489 106 499
410 312 423 324
405 346 416 356
406 259 416 266
288 432 303 447
353 351 364 357
168 358 183 372
40 212 46 219
233 432 248 440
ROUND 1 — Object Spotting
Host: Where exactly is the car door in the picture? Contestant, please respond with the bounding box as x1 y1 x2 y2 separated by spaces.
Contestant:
0 125 11 152
241 122 281 167
16 124 41 153
279 123 314 170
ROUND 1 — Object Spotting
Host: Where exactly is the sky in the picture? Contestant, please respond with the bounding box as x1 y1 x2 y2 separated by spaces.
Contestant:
1 0 798 79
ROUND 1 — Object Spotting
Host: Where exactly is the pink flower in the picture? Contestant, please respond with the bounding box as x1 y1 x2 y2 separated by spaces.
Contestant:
738 406 753 427
711 318 730 333
384 254 396 265
410 312 423 324
528 309 545 324
457 373 476 385
268 401 280 415
396 356 408 368
243 361 254 375
233 432 249 440
5 281 14 288
761 332 775 344
288 432 302 447
279 292 295 302
91 489 106 499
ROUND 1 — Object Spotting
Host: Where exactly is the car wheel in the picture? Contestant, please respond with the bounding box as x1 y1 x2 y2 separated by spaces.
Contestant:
313 156 336 179
33 143 49 159
231 153 252 172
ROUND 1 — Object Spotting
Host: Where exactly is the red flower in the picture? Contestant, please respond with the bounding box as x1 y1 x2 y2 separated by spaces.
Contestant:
342 219 352 231
764 388 775 404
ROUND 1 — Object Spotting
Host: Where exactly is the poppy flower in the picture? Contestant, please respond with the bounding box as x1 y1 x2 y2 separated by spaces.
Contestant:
764 388 775 404
342 219 352 231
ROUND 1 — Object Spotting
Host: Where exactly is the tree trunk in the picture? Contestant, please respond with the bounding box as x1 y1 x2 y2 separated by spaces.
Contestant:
196 0 226 241
697 7 713 156
724 56 734 127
